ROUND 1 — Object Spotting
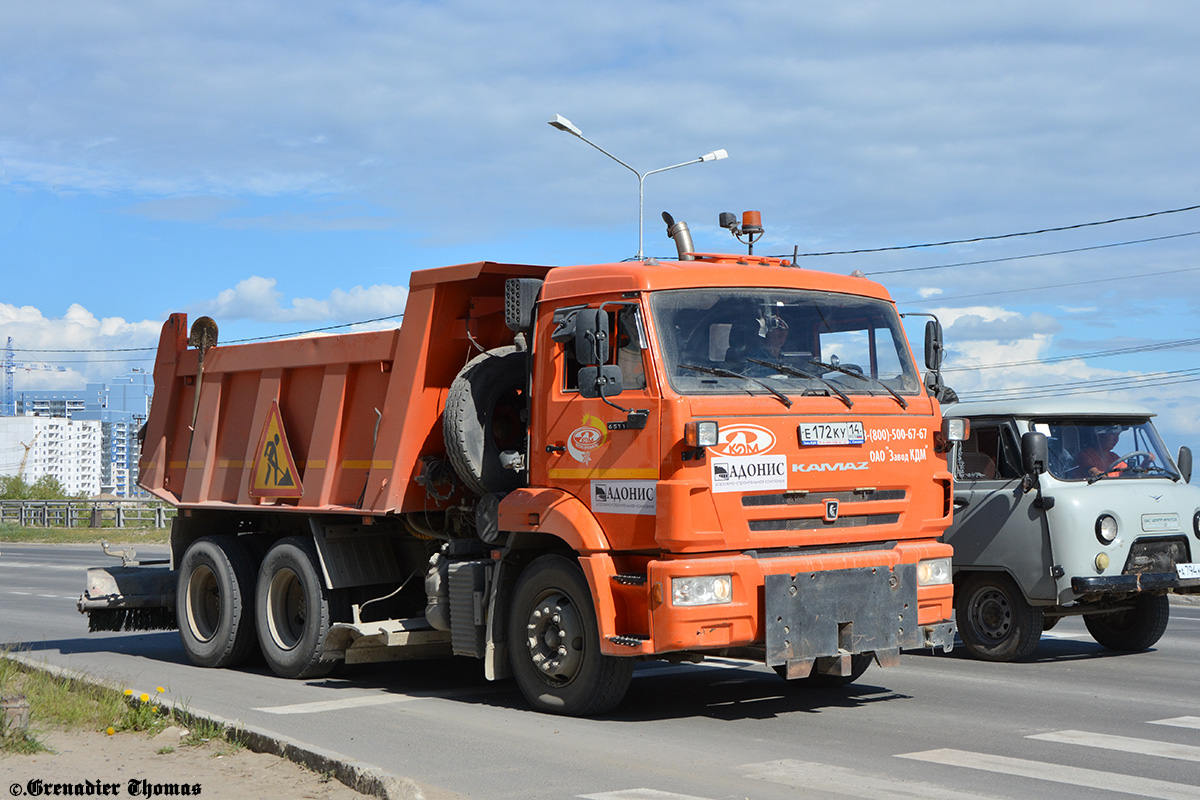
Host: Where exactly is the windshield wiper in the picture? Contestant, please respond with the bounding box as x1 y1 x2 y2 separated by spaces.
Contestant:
678 363 793 408
746 358 853 409
808 359 908 409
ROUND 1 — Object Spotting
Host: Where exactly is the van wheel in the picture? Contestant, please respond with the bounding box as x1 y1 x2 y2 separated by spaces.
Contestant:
444 346 528 497
508 555 632 716
256 537 336 679
176 536 258 668
1084 594 1169 652
957 573 1043 662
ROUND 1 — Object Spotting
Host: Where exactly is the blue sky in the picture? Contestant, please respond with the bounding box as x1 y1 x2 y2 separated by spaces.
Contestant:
3 1 1199 449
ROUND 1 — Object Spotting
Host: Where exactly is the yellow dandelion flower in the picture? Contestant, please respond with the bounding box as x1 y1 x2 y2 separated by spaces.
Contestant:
140 693 150 703
151 706 159 713
156 686 166 694
106 727 115 736
124 689 133 697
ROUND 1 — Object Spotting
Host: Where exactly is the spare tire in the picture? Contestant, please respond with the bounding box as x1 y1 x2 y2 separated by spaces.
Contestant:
444 346 529 496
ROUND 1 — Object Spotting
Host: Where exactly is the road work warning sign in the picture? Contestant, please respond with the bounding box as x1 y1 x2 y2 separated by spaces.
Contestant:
249 400 304 498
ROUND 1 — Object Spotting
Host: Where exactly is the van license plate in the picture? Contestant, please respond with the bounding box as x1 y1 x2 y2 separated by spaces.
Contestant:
1177 563 1200 580
799 421 865 446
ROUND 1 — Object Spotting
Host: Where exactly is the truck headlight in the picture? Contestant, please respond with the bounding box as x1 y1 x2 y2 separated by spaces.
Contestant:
1096 514 1118 544
684 421 719 448
916 558 952 586
672 575 732 606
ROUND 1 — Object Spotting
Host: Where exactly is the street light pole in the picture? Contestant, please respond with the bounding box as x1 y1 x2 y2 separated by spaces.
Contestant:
549 114 727 261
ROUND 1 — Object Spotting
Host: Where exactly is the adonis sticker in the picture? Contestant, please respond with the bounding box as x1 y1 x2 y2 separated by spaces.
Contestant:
711 424 777 458
567 414 608 463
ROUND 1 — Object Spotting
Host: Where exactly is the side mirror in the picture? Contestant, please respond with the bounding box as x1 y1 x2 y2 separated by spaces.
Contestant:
578 365 624 399
574 309 609 366
1178 446 1193 484
924 319 944 372
1021 431 1048 477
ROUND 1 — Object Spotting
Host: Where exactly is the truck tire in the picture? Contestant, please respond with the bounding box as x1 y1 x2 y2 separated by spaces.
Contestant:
176 536 258 668
444 346 528 497
957 572 1044 662
256 537 336 679
508 554 633 716
1084 594 1169 652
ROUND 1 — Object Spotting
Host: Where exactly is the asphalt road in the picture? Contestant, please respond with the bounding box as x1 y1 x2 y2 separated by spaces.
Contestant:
4 542 1199 800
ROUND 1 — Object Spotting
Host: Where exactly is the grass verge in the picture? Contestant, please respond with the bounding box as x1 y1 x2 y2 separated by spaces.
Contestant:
0 523 168 545
0 650 241 756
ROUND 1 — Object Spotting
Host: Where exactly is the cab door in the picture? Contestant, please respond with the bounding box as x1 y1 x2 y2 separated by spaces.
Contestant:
532 301 661 552
945 417 1057 601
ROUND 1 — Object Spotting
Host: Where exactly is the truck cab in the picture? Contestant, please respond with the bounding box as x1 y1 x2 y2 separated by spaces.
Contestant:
944 399 1200 661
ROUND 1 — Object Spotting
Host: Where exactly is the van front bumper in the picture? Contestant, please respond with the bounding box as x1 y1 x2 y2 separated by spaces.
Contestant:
1071 571 1200 595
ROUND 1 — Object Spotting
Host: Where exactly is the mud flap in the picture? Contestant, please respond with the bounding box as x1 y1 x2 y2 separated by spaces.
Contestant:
765 564 919 669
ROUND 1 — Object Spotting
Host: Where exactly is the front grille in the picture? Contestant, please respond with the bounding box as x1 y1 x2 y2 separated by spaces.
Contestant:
1122 537 1190 575
742 489 906 507
748 513 900 532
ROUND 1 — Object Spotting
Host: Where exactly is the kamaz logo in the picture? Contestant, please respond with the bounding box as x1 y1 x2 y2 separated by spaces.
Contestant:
792 462 869 473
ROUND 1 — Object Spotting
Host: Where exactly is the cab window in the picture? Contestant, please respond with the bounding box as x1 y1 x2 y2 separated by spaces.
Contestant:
956 421 1021 481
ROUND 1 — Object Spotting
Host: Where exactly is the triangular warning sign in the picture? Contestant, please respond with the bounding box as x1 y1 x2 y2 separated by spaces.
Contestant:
249 400 304 498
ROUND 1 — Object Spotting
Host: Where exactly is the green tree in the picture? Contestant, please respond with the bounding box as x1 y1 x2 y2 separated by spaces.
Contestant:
0 475 33 500
0 475 72 500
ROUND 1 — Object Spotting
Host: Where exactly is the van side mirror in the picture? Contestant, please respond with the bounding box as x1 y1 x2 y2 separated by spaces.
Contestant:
1178 446 1192 483
574 309 609 366
1021 431 1048 476
924 320 944 372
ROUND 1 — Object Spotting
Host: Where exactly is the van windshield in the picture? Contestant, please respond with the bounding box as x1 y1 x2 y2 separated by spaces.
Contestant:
650 288 920 399
1034 418 1180 482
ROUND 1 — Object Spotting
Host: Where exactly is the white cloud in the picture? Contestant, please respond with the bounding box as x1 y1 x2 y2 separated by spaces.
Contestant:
0 303 160 392
189 276 408 325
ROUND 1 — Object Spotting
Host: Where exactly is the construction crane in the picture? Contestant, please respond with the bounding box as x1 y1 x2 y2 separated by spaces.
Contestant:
18 430 40 480
3 337 66 416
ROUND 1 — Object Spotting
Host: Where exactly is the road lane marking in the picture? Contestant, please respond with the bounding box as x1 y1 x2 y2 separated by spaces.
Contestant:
580 791 713 800
636 658 761 679
740 759 998 799
0 561 91 571
1151 717 1200 730
254 686 502 714
1028 730 1200 762
1040 632 1091 640
254 695 419 714
898 749 1198 800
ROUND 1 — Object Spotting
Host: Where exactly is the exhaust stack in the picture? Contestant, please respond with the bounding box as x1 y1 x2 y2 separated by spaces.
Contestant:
662 212 695 261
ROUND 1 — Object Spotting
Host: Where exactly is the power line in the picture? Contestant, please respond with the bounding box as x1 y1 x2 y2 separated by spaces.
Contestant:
864 230 1200 277
898 264 1200 306
943 336 1200 373
955 366 1200 401
773 202 1200 258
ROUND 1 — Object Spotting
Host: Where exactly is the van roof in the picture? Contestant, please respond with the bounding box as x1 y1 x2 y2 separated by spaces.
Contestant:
943 397 1156 419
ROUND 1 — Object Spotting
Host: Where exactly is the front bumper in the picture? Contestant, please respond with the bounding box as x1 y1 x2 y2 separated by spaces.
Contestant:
1072 571 1200 595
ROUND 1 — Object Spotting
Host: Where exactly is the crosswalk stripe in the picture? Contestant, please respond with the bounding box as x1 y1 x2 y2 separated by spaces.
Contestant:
579 790 713 799
1150 717 1200 730
898 748 1198 800
1028 729 1200 762
254 695 416 714
740 759 998 799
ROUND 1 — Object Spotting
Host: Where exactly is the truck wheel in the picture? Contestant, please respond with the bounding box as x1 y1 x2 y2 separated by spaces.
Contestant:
957 573 1044 662
508 555 633 716
444 346 528 497
1084 594 1169 652
176 536 258 668
256 537 336 679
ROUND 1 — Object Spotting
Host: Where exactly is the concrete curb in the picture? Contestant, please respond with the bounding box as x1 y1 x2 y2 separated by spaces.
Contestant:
7 652 424 800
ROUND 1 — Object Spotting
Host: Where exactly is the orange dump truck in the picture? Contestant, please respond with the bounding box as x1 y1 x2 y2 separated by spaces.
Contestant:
80 218 960 715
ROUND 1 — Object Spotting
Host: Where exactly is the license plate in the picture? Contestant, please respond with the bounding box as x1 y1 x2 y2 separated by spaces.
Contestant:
1177 562 1200 580
799 421 865 446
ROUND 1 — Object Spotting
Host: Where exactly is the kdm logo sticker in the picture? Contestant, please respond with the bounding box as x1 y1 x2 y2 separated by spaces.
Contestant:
711 424 777 457
568 414 608 463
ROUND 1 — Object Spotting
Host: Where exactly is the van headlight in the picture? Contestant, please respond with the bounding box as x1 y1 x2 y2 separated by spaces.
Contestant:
1096 514 1118 544
916 558 952 586
672 575 732 606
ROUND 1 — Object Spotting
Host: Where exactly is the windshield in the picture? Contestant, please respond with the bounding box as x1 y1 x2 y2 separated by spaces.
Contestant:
650 288 921 399
1034 418 1180 482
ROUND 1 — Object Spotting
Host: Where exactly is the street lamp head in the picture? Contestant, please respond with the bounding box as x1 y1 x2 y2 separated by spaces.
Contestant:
548 114 583 138
700 148 728 163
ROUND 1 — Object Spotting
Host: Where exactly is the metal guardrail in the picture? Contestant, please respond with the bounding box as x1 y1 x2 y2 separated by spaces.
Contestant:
0 500 176 529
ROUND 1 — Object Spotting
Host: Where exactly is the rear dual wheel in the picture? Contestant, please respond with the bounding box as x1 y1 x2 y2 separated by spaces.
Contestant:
176 536 258 668
255 536 337 679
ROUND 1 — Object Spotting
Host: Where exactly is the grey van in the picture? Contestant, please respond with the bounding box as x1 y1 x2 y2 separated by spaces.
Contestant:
943 399 1200 661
